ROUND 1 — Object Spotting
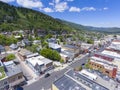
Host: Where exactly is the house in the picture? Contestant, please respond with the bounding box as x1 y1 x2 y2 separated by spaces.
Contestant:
47 38 57 43
49 43 61 52
18 49 33 61
0 45 5 53
33 40 41 45
22 39 31 46
9 44 18 50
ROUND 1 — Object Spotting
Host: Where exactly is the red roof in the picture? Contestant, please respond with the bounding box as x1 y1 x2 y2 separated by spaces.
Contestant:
94 53 114 62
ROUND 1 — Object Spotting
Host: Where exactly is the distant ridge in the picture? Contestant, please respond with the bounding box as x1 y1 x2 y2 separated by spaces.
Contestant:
0 1 120 33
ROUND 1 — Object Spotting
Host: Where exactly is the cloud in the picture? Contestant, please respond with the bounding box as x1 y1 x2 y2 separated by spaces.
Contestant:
81 7 96 11
0 0 15 3
69 7 80 12
16 0 43 9
43 7 54 12
103 7 108 10
55 2 68 12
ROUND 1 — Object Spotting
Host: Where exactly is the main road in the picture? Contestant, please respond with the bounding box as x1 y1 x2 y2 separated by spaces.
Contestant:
23 45 106 90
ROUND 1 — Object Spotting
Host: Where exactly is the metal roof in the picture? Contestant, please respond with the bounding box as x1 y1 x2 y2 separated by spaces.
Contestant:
65 70 109 90
54 75 86 90
3 61 22 77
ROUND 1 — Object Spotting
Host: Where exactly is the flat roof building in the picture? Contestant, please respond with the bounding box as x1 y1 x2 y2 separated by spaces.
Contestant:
52 69 112 90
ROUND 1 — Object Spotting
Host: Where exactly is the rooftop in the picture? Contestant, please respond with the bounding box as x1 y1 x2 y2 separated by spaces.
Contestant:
90 59 117 70
3 61 22 77
49 43 61 49
102 50 120 59
18 49 33 56
94 53 114 62
54 74 86 90
63 44 79 50
26 56 44 67
66 70 109 90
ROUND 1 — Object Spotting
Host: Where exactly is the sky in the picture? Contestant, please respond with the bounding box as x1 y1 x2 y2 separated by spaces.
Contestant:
0 0 120 27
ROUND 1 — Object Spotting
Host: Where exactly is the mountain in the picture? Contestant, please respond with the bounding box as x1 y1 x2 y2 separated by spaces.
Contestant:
0 1 120 33
57 19 120 33
0 1 74 32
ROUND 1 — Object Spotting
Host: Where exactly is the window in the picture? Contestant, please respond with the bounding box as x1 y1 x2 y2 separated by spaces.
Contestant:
18 75 22 79
4 81 8 85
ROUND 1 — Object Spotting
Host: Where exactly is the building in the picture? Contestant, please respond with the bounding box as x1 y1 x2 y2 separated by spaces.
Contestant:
49 43 61 52
0 45 5 54
9 44 18 50
60 53 70 63
26 55 53 75
26 57 45 75
89 59 117 78
52 69 112 90
0 61 24 90
47 38 57 44
3 61 25 87
18 49 33 60
94 53 120 71
22 39 31 46
62 44 80 53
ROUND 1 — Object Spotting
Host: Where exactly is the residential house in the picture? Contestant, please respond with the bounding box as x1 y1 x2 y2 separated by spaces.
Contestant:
22 39 31 46
9 44 18 50
49 43 61 52
18 49 33 61
47 38 57 44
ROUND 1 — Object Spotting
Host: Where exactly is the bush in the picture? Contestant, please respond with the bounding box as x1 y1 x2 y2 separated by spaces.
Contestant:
6 54 15 61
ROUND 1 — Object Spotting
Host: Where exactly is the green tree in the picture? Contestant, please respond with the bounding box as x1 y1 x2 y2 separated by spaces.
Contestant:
40 48 61 61
87 39 94 44
79 66 82 71
6 54 15 61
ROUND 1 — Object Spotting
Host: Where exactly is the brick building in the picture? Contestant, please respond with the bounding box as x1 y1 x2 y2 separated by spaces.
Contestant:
89 60 117 78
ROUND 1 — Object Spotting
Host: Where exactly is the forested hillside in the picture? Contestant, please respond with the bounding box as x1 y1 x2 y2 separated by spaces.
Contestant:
0 1 74 32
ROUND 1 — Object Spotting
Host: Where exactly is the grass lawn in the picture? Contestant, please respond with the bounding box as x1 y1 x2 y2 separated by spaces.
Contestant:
0 67 6 79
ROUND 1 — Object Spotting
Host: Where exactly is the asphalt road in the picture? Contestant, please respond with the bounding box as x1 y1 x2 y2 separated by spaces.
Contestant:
23 45 106 90
23 54 89 90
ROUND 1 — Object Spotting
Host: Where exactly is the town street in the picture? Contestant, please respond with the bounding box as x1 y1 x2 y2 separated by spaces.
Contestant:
23 45 106 90
23 54 89 90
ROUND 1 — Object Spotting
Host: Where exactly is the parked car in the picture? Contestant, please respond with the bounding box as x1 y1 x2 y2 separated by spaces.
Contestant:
44 73 50 78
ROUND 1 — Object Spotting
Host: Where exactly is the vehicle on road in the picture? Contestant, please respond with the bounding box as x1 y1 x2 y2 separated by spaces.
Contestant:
44 73 50 78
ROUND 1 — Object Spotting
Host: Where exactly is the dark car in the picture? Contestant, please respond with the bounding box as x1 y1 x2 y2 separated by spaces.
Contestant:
82 63 85 66
44 73 50 78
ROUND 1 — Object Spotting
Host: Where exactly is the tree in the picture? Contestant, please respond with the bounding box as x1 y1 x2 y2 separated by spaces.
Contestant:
87 39 94 44
60 59 64 63
40 48 61 61
6 54 15 61
79 66 82 71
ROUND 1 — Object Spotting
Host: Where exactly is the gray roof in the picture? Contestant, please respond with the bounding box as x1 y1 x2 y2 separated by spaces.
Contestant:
54 75 86 90
3 61 22 77
0 45 5 51
10 44 18 49
66 70 109 90
63 44 79 49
